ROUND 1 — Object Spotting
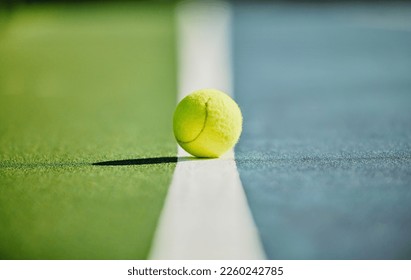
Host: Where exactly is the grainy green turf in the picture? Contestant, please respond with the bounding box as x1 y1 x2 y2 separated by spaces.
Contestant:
0 3 177 259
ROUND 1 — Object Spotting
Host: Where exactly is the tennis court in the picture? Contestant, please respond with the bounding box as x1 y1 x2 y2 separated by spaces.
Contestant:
1 0 410 260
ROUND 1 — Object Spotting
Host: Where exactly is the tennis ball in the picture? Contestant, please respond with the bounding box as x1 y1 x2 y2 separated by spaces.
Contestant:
173 89 242 158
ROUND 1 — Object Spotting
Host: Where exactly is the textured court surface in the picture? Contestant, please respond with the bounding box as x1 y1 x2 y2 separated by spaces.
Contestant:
1 1 411 260
234 3 411 259
0 3 176 259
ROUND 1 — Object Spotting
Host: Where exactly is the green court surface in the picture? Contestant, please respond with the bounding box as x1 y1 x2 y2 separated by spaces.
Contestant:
0 3 177 259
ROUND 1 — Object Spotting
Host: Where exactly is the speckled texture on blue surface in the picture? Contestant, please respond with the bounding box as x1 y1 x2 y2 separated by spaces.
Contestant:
233 3 411 259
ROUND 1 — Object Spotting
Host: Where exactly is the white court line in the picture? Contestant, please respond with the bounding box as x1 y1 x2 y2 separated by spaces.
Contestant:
149 0 265 260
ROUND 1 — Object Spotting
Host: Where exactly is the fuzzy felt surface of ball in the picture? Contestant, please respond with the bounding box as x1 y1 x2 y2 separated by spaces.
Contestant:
173 89 243 158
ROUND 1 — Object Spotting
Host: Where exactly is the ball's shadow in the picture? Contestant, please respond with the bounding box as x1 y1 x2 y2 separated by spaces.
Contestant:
92 156 195 166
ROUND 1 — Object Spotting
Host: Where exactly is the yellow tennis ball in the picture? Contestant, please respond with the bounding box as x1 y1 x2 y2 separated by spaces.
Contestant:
173 89 243 158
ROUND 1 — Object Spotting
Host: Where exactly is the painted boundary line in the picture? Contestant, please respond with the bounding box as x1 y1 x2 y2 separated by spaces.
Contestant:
149 0 265 259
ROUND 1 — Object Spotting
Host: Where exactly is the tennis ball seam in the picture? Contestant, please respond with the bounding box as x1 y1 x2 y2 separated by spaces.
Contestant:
177 98 211 144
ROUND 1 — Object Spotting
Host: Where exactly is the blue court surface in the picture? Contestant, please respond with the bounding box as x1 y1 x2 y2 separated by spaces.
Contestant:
234 2 411 259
